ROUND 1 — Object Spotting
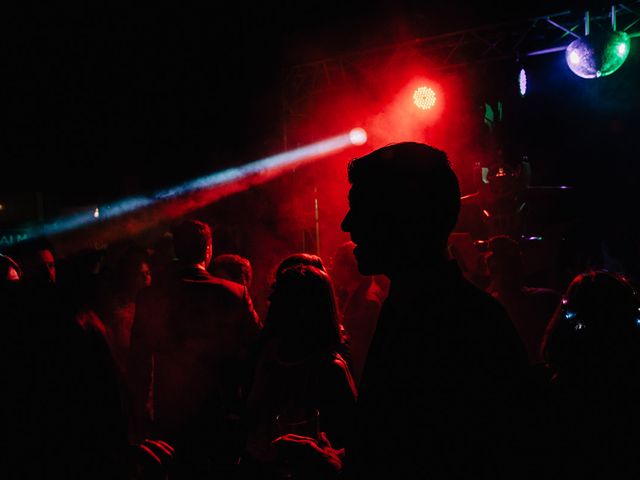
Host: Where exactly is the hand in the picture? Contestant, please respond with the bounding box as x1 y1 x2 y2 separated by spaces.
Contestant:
272 431 343 472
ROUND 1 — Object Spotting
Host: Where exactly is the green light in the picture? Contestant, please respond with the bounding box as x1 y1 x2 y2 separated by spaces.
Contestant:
566 31 631 79
600 31 630 76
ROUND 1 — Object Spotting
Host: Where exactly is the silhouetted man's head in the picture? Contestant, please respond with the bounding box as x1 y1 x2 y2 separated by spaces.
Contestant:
171 220 213 268
341 142 460 277
210 254 252 287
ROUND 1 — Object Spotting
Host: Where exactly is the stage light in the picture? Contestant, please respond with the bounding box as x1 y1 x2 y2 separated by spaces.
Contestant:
19 129 365 241
565 30 631 79
413 86 437 110
156 129 365 200
349 128 367 145
518 68 527 96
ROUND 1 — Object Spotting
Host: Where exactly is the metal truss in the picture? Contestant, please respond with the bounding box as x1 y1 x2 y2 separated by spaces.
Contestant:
282 2 640 120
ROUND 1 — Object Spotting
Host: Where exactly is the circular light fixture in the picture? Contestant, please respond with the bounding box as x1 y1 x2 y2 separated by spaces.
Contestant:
565 30 630 79
349 128 367 146
413 86 437 110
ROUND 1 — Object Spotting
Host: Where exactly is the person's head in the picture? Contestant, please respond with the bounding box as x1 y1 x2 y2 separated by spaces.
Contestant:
171 220 212 268
485 235 525 288
274 253 326 284
8 238 57 286
210 254 252 287
265 264 342 353
542 270 640 379
341 142 460 277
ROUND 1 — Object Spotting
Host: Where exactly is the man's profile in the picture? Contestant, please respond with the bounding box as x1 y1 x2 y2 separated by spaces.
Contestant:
277 142 530 479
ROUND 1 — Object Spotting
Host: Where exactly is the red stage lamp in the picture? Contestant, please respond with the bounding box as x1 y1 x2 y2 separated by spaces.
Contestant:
413 86 437 110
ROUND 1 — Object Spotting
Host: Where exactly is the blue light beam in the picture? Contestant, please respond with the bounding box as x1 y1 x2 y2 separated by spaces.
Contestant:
22 129 366 241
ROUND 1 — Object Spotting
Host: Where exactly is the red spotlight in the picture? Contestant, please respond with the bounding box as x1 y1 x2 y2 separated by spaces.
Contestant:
413 86 437 110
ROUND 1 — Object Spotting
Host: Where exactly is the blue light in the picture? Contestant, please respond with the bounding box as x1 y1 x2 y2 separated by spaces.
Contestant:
155 131 361 200
24 197 155 238
18 130 366 241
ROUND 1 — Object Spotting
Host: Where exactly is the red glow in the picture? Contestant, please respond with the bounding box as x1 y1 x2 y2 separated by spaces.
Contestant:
274 56 483 264
364 75 446 150
403 78 444 122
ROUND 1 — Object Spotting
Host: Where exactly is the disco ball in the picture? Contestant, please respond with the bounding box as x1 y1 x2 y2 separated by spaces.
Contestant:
565 31 631 79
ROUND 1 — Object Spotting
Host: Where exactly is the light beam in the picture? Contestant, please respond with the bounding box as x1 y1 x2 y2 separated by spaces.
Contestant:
20 129 367 243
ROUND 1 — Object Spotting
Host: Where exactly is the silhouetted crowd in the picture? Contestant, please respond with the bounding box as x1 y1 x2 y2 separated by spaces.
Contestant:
3 142 640 479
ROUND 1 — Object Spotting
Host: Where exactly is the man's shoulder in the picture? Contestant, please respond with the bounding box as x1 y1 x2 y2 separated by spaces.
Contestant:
184 273 246 295
138 271 248 306
163 266 246 296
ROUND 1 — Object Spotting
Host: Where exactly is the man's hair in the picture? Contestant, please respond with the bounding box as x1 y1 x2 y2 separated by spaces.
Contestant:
171 220 212 265
210 253 252 287
347 142 460 243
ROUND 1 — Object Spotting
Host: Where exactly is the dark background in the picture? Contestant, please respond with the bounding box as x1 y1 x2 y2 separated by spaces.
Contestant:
2 2 639 312
5 2 628 199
